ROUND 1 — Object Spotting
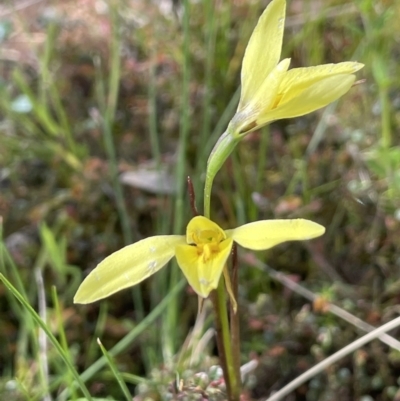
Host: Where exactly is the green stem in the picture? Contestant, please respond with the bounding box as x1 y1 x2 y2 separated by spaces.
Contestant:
204 132 241 400
210 287 231 397
204 128 240 217
216 280 239 400
230 244 241 387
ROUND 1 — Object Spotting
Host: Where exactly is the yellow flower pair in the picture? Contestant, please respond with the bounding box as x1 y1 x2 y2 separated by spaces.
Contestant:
74 0 363 305
74 216 324 303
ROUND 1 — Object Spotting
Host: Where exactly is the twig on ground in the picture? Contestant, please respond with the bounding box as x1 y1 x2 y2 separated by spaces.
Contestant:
243 253 400 351
265 315 400 401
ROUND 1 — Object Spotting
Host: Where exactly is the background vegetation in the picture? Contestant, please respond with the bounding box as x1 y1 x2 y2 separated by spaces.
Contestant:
0 0 399 400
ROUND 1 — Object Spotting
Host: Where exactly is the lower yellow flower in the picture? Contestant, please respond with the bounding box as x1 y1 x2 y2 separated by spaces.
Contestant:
175 217 234 298
74 216 325 304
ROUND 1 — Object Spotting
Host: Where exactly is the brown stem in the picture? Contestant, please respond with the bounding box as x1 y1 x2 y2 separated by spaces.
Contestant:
230 243 241 386
187 176 199 216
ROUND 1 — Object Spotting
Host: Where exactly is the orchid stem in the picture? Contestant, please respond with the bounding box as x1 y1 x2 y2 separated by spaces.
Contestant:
216 280 239 400
204 127 239 218
230 244 241 385
204 164 241 401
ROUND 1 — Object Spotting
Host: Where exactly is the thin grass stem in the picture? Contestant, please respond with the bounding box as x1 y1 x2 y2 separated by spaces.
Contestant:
51 286 78 400
34 267 51 401
0 273 94 401
97 338 133 401
58 279 185 400
96 4 144 322
167 0 192 358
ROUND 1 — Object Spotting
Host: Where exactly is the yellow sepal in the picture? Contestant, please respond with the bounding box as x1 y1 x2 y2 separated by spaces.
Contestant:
239 0 285 109
74 235 185 304
278 62 364 104
258 74 356 126
226 219 325 251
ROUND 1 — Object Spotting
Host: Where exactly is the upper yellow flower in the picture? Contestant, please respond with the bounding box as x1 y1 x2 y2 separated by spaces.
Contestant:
229 0 364 135
74 216 325 304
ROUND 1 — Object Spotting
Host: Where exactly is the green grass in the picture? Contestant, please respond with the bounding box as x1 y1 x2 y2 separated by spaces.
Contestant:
0 0 400 399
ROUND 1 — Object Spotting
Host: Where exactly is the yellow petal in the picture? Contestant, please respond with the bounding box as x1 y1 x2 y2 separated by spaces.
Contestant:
226 219 325 250
74 235 185 304
232 58 291 135
239 0 286 109
186 215 226 244
257 74 356 125
255 58 291 108
175 238 234 298
278 62 364 104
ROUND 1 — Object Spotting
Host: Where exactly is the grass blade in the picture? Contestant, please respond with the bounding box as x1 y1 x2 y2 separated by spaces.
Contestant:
97 338 133 401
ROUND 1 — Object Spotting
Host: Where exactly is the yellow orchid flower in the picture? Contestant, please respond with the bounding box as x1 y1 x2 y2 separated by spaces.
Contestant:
205 0 364 205
74 216 325 304
231 0 364 135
